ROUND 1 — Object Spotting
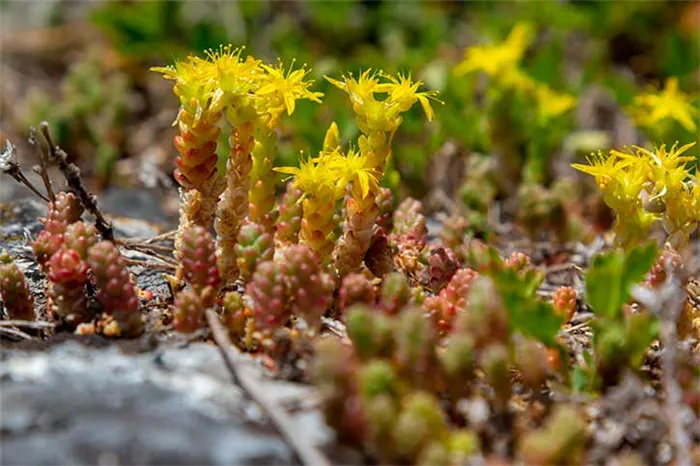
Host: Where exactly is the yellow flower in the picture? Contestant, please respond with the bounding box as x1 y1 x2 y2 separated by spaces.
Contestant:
275 151 341 198
534 84 577 123
152 55 223 118
323 122 341 151
208 45 262 97
326 69 385 108
257 61 323 121
382 72 442 122
572 150 633 190
454 23 532 77
327 147 380 199
630 77 698 132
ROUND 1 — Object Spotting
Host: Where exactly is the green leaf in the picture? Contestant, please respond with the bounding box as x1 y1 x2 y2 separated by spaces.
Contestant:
585 242 657 319
625 312 658 369
585 251 625 318
570 365 590 393
492 268 564 346
622 242 658 290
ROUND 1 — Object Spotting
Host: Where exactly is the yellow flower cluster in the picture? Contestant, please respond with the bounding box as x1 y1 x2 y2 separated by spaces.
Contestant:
154 46 324 283
628 77 698 133
326 70 439 170
573 142 700 249
154 46 322 130
322 70 438 275
276 131 380 261
454 23 576 124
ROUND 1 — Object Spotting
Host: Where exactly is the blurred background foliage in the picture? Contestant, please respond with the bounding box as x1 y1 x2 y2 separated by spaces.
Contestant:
1 0 698 195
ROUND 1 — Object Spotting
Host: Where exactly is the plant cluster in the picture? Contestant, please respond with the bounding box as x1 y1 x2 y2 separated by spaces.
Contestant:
573 142 700 249
0 190 142 336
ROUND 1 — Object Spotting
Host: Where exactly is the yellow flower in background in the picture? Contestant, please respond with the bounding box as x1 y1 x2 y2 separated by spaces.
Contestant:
534 84 577 123
573 142 699 249
454 23 532 78
629 77 698 132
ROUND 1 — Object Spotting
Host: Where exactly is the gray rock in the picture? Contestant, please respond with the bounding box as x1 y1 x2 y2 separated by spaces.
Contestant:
0 341 298 465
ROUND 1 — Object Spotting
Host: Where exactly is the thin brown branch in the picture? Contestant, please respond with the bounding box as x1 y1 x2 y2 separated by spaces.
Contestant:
1 140 50 203
123 258 177 272
29 126 55 202
121 230 177 245
39 122 114 241
205 309 331 466
118 242 178 265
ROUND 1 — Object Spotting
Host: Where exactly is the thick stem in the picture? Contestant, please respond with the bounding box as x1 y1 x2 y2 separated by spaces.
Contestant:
333 187 378 278
215 118 255 285
299 189 337 265
172 108 222 260
332 129 392 277
248 129 278 233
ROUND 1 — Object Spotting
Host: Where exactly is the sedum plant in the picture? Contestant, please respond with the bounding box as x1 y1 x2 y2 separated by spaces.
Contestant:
572 142 700 250
153 46 322 284
0 250 34 321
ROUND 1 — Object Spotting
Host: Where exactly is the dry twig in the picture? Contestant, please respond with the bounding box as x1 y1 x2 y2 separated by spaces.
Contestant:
205 309 331 466
123 258 177 272
29 126 55 202
0 140 50 203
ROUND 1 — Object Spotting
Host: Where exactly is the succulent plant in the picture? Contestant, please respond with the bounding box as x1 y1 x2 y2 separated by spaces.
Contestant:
63 221 98 260
339 272 376 312
646 248 685 288
503 251 533 272
552 286 577 323
313 337 367 445
173 289 205 333
180 225 220 294
0 250 34 321
375 187 395 232
32 229 64 270
391 198 428 275
380 272 411 315
278 244 334 330
394 307 440 390
518 405 586 465
425 247 459 293
346 304 395 361
480 343 511 411
246 260 288 333
47 249 90 327
235 220 273 280
87 241 142 337
221 290 249 341
44 191 84 234
275 183 303 245
392 391 448 462
424 267 479 334
455 276 510 348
